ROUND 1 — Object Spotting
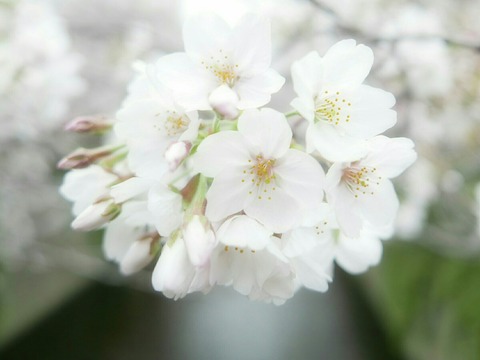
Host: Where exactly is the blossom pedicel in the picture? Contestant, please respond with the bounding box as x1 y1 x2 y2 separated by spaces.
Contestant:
60 14 416 304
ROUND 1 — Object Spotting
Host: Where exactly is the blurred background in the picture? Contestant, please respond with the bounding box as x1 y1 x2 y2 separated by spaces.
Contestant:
1 0 480 359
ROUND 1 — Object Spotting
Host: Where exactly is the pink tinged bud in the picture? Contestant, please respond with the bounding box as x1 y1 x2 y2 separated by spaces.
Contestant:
65 115 113 134
71 198 121 231
165 141 191 171
183 215 217 267
208 85 239 119
120 233 160 275
57 145 122 170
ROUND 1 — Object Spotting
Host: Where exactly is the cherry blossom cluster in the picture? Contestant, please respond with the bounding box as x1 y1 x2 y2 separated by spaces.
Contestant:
60 14 416 304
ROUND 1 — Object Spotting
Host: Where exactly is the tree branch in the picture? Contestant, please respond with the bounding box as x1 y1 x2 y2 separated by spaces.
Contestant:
307 0 480 52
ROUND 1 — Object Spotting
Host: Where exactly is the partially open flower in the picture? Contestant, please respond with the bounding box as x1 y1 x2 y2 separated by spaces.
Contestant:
71 197 121 231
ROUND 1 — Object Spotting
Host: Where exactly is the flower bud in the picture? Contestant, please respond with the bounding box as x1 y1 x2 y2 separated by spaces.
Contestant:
120 233 160 275
71 198 121 231
57 145 122 170
183 215 217 267
165 141 191 171
65 115 113 134
208 84 239 119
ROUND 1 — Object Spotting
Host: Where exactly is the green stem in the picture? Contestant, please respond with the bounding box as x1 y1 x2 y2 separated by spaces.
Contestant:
285 110 300 118
185 175 208 219
212 114 221 133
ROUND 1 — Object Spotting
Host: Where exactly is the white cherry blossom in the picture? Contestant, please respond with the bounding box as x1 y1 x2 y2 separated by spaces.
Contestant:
115 67 199 180
282 202 393 279
291 40 397 162
194 108 325 233
209 215 295 304
153 14 285 111
325 136 417 237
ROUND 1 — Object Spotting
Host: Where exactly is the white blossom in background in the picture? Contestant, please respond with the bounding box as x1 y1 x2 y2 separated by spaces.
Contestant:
59 12 417 304
0 0 85 260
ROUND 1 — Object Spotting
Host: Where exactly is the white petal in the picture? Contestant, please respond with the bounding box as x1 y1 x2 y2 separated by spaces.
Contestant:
324 162 344 194
291 244 333 292
291 51 323 100
307 122 368 162
183 14 231 58
358 179 399 228
120 240 154 275
330 182 363 237
110 177 153 203
274 149 325 210
322 39 374 87
121 200 154 227
115 99 167 140
183 216 217 267
335 231 383 274
282 227 323 258
194 131 251 178
126 138 169 180
179 111 200 142
148 183 183 236
152 238 209 299
208 85 239 119
364 136 417 178
235 69 285 109
237 108 292 159
71 199 117 231
343 86 397 138
209 240 292 301
60 166 117 216
216 215 272 250
244 185 300 233
232 14 272 76
154 53 215 111
103 219 138 262
290 97 315 123
205 167 252 222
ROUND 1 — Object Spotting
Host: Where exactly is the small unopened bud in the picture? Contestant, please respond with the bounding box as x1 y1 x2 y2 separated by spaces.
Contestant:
208 85 239 119
71 198 121 231
120 233 160 275
183 215 216 267
165 141 191 171
65 115 113 134
57 145 122 170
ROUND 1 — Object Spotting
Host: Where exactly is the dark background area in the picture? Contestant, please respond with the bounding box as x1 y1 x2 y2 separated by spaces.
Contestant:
0 270 399 360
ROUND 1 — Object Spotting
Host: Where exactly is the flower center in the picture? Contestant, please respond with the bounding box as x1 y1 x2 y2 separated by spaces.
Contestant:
253 155 276 184
315 90 352 126
241 155 277 201
342 164 382 198
213 64 237 87
164 115 189 137
201 49 239 87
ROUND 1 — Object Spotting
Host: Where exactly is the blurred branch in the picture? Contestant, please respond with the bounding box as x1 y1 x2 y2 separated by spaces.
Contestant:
308 0 480 52
3 241 156 294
